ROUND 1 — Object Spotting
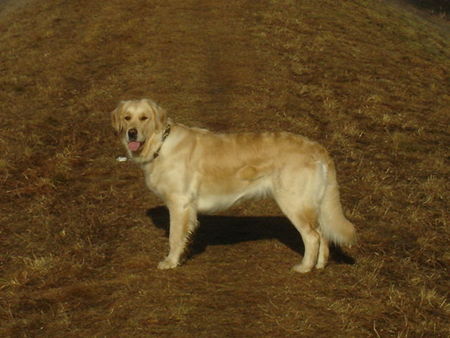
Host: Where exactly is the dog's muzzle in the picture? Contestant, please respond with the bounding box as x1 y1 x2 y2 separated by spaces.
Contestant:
128 128 138 141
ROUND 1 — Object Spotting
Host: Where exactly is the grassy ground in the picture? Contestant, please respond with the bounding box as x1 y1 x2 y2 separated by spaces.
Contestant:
0 0 449 336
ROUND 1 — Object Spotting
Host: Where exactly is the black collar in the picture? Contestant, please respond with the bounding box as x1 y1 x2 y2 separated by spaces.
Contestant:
152 124 171 160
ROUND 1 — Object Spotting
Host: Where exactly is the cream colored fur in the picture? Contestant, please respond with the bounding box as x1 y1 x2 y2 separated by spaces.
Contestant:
111 98 356 272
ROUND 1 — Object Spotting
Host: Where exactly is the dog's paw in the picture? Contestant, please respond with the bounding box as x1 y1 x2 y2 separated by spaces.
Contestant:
292 263 313 273
157 258 179 270
315 261 327 270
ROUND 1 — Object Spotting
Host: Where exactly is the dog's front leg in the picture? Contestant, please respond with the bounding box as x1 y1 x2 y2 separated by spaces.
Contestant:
158 199 197 270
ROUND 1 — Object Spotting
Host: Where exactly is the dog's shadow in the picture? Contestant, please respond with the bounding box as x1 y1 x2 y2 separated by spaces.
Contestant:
146 206 355 265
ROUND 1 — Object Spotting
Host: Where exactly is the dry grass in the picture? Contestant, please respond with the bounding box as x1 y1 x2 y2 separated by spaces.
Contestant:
1 0 449 336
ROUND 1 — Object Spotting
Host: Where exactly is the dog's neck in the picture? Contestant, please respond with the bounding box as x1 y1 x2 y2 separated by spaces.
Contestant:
152 123 172 160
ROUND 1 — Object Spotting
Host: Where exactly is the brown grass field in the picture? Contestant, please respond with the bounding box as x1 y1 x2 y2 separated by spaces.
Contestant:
0 0 449 336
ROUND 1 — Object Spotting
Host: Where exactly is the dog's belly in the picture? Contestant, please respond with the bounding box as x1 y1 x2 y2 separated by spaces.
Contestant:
197 193 242 214
196 178 271 214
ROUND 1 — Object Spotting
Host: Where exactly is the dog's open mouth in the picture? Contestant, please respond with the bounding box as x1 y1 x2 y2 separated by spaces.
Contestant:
128 141 144 152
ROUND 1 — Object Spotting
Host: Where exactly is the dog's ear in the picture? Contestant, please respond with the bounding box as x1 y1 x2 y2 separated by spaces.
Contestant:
111 101 125 134
144 99 168 132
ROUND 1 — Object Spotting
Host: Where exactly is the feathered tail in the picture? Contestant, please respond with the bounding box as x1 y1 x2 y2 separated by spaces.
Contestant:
319 160 356 246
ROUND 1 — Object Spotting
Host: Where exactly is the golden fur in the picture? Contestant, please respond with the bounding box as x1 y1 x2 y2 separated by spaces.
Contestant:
112 98 356 272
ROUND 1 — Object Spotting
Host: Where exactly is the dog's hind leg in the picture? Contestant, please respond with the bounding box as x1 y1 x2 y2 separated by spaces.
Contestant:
158 198 198 270
315 228 329 269
274 183 321 273
287 207 320 273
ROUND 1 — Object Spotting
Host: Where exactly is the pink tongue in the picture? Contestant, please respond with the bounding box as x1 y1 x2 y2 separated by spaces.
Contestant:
128 142 141 151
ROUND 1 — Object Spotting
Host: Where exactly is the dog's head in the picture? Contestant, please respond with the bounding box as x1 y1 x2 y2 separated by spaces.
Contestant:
111 98 168 158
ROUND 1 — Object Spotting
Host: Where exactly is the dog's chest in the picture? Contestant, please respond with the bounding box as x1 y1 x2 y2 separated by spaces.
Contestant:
142 165 173 198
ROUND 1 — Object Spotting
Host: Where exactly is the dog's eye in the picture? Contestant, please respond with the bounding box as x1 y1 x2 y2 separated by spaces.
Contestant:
124 116 131 121
140 116 149 121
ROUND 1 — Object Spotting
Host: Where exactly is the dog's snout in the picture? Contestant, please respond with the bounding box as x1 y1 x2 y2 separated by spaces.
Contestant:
128 128 138 141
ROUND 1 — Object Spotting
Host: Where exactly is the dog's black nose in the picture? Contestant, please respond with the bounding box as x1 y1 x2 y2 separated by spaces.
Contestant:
128 128 138 141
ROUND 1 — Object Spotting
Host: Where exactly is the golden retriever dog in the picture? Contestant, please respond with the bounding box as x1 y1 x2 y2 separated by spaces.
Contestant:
111 98 356 272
